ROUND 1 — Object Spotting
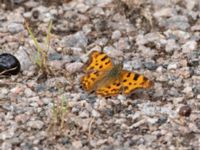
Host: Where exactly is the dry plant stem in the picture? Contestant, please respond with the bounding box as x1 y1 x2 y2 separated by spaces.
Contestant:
0 66 18 76
25 20 53 75
47 96 68 133
88 118 95 140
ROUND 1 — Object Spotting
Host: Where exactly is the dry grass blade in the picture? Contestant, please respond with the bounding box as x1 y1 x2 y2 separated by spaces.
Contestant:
25 20 53 75
47 95 69 133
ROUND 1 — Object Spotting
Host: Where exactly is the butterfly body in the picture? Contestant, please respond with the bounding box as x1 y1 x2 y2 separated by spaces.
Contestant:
81 51 153 97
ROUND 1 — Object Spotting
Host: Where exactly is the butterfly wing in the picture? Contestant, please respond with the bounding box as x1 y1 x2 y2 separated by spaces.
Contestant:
81 51 113 92
120 70 153 95
96 78 122 97
81 71 104 92
83 51 113 72
95 69 153 97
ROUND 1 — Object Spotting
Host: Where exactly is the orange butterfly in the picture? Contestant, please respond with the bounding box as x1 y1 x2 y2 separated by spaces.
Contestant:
81 51 153 97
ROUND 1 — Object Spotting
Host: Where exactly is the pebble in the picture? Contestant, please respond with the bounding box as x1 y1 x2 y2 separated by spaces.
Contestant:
91 109 101 118
143 134 157 145
178 105 192 117
182 86 193 94
48 53 62 61
182 40 197 53
61 31 88 48
48 60 63 70
167 63 178 70
72 140 82 149
112 30 121 40
185 0 196 10
79 110 90 118
2 141 12 150
15 114 29 123
24 0 39 9
15 47 33 71
0 127 16 140
103 46 123 58
0 53 20 75
165 39 180 53
65 62 83 74
7 23 24 34
154 7 174 18
168 87 180 97
172 97 184 104
124 60 143 70
165 15 190 30
0 88 9 95
27 120 44 129
24 88 35 97
144 61 157 70
114 37 130 51
147 117 159 125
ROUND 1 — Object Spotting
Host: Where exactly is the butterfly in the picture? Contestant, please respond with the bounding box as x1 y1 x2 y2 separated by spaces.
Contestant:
81 51 153 97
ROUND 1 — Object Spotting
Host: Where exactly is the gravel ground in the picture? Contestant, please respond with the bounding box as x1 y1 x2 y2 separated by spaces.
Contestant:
0 0 200 149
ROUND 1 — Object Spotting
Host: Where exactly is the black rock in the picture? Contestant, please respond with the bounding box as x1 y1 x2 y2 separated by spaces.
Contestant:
0 53 20 75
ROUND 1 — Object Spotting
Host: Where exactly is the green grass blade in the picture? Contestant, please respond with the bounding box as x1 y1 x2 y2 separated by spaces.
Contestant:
25 22 42 54
46 20 53 50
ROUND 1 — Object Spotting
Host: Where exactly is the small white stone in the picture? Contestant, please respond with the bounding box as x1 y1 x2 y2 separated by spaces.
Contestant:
117 95 126 101
2 141 12 150
103 46 123 58
72 140 82 149
48 60 63 70
7 23 24 34
167 63 178 70
91 109 101 118
96 139 107 146
112 30 121 40
156 66 164 73
173 97 184 104
147 117 158 124
65 62 83 74
1 88 9 95
24 88 35 97
79 110 89 118
182 40 197 53
182 87 193 94
165 39 180 53
154 7 174 17
186 0 196 10
27 120 44 129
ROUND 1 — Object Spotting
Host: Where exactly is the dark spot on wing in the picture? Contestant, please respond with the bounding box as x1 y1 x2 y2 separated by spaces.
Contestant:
101 55 107 61
105 61 110 65
123 79 127 82
133 73 139 80
116 83 120 86
111 89 116 92
127 72 131 77
89 66 94 70
94 72 99 75
128 82 132 85
99 65 103 69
